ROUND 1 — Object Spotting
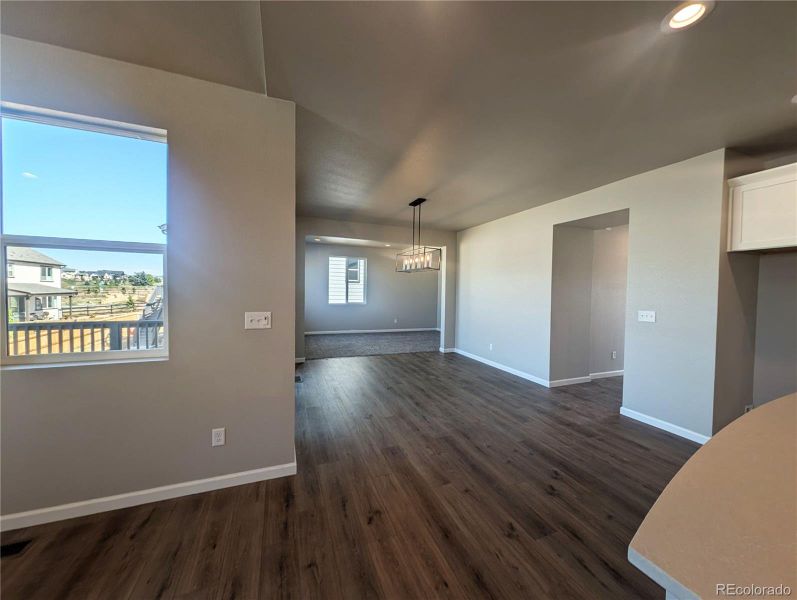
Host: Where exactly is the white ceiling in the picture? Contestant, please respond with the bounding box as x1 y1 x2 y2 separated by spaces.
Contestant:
3 1 796 231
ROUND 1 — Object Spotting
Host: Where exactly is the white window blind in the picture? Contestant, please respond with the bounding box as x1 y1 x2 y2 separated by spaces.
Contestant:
328 256 366 304
328 256 347 304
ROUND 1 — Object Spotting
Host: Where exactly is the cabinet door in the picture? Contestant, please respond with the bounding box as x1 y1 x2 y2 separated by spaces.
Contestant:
729 165 797 251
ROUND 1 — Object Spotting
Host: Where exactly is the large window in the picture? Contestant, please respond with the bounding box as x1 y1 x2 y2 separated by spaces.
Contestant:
1 103 168 365
328 256 366 304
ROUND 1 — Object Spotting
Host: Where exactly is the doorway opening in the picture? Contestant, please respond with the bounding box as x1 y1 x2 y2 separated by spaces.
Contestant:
550 209 630 393
303 235 442 359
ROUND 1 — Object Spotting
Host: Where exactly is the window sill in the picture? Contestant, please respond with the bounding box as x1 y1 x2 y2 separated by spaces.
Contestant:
1 355 168 371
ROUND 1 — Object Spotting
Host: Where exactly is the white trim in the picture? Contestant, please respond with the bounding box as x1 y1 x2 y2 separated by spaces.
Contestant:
452 348 550 387
2 356 168 371
620 407 710 445
295 357 306 364
1 101 167 143
0 459 297 532
628 547 699 600
2 234 165 254
549 376 591 387
305 328 439 335
451 349 626 388
439 347 456 353
589 369 624 379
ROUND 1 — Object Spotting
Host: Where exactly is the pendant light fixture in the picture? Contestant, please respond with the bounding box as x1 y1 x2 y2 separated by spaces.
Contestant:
395 198 442 273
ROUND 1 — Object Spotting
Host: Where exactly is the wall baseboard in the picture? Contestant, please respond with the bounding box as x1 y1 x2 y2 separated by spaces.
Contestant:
434 348 707 446
452 348 550 387
295 357 306 364
439 347 456 353
549 376 592 387
305 328 440 335
620 407 710 445
589 369 624 379
0 459 297 532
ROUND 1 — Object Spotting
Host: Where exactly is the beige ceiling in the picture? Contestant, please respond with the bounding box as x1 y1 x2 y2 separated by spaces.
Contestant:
305 235 395 248
0 1 267 93
2 1 796 231
260 1 796 230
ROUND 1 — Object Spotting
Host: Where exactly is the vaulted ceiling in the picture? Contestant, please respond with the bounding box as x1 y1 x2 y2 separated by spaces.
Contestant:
3 1 796 230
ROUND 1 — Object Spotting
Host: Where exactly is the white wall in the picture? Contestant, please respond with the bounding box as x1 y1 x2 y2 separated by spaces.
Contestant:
753 253 797 406
296 216 457 359
589 226 628 375
456 150 727 439
0 36 296 516
305 242 438 333
7 262 61 285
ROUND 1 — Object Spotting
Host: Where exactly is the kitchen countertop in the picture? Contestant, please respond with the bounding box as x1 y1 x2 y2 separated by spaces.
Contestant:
628 393 797 599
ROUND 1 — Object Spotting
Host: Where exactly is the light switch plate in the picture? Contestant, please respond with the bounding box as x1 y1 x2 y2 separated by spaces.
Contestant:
637 310 656 323
245 311 272 329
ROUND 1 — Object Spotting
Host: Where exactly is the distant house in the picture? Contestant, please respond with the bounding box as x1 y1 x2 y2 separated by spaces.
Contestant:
93 269 126 282
6 248 77 321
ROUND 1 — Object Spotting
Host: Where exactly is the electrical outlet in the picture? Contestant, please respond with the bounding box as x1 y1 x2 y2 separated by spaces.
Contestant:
489 343 493 351
637 310 656 323
212 428 226 447
394 318 398 324
244 311 272 329
611 350 617 360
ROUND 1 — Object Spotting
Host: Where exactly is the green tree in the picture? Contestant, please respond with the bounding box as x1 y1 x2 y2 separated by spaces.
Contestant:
126 295 135 309
130 271 149 286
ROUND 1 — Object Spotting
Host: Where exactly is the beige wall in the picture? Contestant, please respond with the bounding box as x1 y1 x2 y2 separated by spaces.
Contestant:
753 253 797 406
549 224 628 382
457 150 727 439
296 217 456 359
549 226 594 382
0 36 296 514
710 153 765 432
305 243 439 333
589 226 628 375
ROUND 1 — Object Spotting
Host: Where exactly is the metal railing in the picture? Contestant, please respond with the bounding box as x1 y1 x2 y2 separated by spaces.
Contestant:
7 320 165 356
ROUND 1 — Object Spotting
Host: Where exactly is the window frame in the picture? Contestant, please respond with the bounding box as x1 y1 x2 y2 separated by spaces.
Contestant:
328 255 367 305
1 102 169 368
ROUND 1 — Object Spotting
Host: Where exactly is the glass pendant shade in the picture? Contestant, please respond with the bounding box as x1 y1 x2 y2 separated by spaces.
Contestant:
395 246 441 272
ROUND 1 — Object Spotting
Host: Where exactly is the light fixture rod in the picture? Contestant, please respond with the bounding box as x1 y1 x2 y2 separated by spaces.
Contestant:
411 205 416 249
418 201 422 248
408 197 427 251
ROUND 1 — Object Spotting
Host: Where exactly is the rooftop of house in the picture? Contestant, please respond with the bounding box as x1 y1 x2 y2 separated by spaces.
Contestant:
6 247 65 267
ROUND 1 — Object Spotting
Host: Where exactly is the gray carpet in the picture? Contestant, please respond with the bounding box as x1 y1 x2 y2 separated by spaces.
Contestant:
305 331 439 359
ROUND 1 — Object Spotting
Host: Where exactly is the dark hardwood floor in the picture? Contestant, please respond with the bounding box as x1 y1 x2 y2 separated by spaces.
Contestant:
1 352 697 599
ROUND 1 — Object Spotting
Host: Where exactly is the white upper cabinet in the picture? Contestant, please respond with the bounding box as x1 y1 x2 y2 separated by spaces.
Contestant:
728 163 797 252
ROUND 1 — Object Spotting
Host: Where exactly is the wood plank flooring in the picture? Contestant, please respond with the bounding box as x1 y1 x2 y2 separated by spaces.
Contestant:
1 352 698 599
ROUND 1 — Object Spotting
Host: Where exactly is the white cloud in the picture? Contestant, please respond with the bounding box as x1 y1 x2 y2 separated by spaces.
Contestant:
21 172 39 179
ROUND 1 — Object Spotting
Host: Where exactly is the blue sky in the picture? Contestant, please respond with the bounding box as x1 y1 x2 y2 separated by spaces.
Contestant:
2 117 167 275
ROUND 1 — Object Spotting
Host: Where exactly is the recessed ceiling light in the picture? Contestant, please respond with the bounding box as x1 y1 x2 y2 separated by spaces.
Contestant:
314 238 321 242
385 244 391 247
605 227 613 231
662 1 714 32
